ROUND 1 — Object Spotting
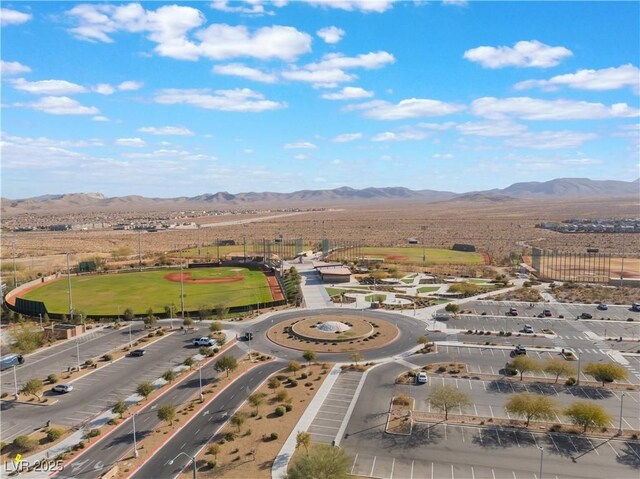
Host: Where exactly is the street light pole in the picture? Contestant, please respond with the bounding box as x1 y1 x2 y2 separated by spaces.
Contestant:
168 451 197 479
576 352 581 386
180 260 185 318
199 366 204 402
39 313 43 331
618 393 626 435
66 253 74 323
13 365 19 399
76 340 81 372
128 323 133 348
132 413 139 457
538 446 544 479
421 226 426 270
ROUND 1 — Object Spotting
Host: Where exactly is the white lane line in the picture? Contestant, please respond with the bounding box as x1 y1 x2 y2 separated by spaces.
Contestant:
474 404 478 416
461 427 465 443
451 464 455 479
370 456 377 477
431 462 434 479
390 458 395 479
606 441 620 458
471 466 475 479
350 454 358 475
489 405 495 418
491 469 496 479
410 460 414 479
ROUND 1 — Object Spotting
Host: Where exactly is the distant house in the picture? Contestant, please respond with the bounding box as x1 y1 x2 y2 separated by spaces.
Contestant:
408 238 418 245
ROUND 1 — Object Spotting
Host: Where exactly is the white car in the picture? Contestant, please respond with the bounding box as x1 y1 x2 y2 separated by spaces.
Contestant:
52 384 73 394
416 371 428 384
192 337 214 347
523 325 534 333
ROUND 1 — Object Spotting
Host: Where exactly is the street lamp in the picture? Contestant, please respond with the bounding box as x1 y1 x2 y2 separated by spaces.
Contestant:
128 323 133 348
76 340 81 372
618 392 626 435
13 365 19 399
198 365 204 402
168 451 197 479
576 352 582 386
132 413 139 457
538 446 544 479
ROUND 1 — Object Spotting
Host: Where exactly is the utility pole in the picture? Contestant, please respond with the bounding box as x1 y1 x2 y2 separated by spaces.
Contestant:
138 230 142 271
180 260 185 318
421 226 427 270
618 393 626 435
67 253 74 323
619 233 626 287
132 413 139 457
12 241 17 288
576 352 582 386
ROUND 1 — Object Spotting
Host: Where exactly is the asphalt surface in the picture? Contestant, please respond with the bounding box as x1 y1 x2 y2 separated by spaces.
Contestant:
52 344 275 479
1 326 210 442
131 360 284 479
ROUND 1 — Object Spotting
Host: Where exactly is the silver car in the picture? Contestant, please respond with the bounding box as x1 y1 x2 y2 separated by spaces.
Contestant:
52 384 73 394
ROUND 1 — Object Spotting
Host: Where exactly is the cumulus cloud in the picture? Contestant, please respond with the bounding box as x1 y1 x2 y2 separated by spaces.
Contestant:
471 96 639 120
10 78 88 95
307 0 397 13
284 141 317 149
321 87 373 100
118 80 143 91
317 26 345 44
332 133 362 142
514 64 640 93
282 68 355 88
442 0 467 5
154 88 285 112
348 98 464 120
457 120 527 137
432 153 454 159
1 8 32 26
92 115 110 122
116 137 146 147
0 60 31 75
66 3 311 62
209 1 286 16
505 130 598 149
93 83 116 95
464 40 573 68
19 96 99 115
371 129 430 142
213 63 278 83
138 126 195 136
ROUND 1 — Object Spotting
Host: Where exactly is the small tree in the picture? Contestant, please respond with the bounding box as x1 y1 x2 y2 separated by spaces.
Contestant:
21 378 44 401
543 358 576 384
350 351 363 366
157 404 176 426
13 435 38 453
509 356 541 381
207 444 220 460
268 377 281 392
286 444 350 479
445 303 460 315
214 355 237 377
289 361 301 373
210 321 222 333
184 357 196 370
183 317 193 328
302 350 316 366
11 325 45 354
198 304 212 321
144 308 157 328
230 412 246 432
136 381 154 400
215 303 229 321
564 401 612 433
124 307 135 321
112 399 128 419
296 431 311 455
504 393 557 426
163 369 177 383
583 362 628 387
248 392 266 414
428 385 471 420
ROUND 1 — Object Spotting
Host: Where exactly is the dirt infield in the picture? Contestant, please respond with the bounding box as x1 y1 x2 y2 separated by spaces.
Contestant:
163 271 244 284
266 274 285 301
386 255 409 262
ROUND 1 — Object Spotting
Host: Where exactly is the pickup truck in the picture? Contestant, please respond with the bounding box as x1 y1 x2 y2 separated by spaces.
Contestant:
192 337 214 347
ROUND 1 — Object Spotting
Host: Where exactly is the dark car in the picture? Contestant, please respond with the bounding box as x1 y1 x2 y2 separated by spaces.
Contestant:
543 309 552 317
580 312 593 319
511 345 527 356
130 349 146 357
597 303 608 311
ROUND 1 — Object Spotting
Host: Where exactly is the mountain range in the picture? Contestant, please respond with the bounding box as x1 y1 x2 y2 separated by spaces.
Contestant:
2 178 638 215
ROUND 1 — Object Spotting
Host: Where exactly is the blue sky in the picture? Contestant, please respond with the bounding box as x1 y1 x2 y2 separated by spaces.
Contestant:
1 0 639 198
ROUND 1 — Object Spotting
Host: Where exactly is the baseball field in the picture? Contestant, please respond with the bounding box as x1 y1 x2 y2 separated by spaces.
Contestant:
19 267 275 316
358 247 485 265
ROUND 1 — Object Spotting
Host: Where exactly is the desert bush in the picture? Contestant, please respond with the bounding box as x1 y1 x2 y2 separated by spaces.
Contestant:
47 428 64 442
47 374 58 384
275 406 286 416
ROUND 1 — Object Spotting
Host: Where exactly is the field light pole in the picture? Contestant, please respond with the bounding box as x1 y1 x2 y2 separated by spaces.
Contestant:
618 393 626 435
576 352 582 386
180 260 185 318
538 446 544 479
128 323 133 348
619 234 626 287
132 413 139 457
168 451 197 479
66 253 74 323
421 226 427 269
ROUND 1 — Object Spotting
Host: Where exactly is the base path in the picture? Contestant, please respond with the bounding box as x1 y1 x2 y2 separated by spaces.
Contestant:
163 271 244 284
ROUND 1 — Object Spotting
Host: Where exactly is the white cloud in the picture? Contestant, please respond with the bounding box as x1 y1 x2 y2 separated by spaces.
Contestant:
443 0 467 5
371 129 429 142
332 133 362 143
209 1 286 16
213 63 277 83
66 4 311 62
10 78 88 95
1 8 32 26
308 0 397 13
417 121 457 130
92 115 110 122
93 83 116 95
471 97 639 120
20 96 99 115
154 88 285 112
562 158 602 165
317 26 345 44
294 153 313 160
138 126 195 136
243 148 254 154
349 98 465 120
464 40 573 68
457 120 527 137
432 153 454 159
282 68 355 88
0 60 31 75
505 130 597 149
514 64 640 93
116 137 146 147
118 80 143 91
284 141 317 149
322 87 373 100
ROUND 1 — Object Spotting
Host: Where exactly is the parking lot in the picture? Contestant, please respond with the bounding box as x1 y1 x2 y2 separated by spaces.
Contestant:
307 370 362 444
409 375 640 431
347 423 640 479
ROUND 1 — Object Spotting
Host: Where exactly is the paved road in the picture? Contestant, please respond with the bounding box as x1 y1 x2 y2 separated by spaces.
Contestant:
1 323 148 390
1 326 210 442
52 344 257 479
131 360 284 479
341 361 640 479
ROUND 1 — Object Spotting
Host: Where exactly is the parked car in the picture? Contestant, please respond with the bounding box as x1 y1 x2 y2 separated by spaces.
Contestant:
512 345 527 356
523 324 534 333
631 302 640 312
244 332 254 341
416 371 428 384
597 303 608 310
543 309 552 317
52 384 73 394
192 337 214 347
580 312 593 319
130 349 146 357
507 308 518 316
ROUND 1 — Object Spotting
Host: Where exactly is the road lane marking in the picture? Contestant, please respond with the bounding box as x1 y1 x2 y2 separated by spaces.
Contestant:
370 456 376 477
390 458 395 479
410 460 414 479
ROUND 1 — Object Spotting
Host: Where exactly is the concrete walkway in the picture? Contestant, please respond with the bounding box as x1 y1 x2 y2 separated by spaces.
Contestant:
297 260 332 309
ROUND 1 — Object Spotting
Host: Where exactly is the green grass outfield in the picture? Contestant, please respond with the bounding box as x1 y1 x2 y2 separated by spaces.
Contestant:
21 267 273 316
359 247 484 265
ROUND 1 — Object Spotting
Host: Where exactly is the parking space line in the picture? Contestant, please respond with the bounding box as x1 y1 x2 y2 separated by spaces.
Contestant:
489 405 494 417
468 379 472 390
622 417 635 429
309 431 335 438
548 434 560 452
390 458 395 479
370 456 377 477
491 469 496 479
471 466 475 479
431 462 434 479
473 404 478 416
451 464 455 479
586 438 599 455
461 427 465 443
410 460 414 479
350 454 358 475
606 441 620 458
